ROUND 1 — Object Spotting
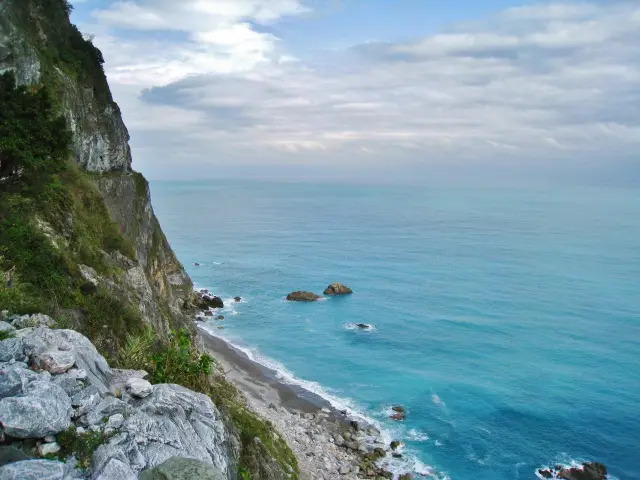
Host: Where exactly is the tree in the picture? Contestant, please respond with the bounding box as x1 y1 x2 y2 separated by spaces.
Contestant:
0 72 71 183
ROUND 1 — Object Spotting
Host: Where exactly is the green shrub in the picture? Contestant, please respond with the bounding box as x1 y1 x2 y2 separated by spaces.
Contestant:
55 426 107 469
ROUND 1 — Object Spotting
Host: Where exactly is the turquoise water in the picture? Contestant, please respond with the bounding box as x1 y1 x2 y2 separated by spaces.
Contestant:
150 181 640 480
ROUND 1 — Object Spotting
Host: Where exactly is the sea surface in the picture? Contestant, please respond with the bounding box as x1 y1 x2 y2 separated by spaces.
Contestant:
150 181 640 480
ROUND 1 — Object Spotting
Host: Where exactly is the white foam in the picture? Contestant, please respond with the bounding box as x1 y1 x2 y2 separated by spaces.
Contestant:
344 322 377 331
407 428 430 442
197 326 442 478
534 457 619 480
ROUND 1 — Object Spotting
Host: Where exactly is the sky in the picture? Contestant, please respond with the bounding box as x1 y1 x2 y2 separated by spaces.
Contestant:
70 0 640 184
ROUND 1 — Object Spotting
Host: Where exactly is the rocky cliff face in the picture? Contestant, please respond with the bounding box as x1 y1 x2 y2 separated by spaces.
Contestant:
0 0 194 339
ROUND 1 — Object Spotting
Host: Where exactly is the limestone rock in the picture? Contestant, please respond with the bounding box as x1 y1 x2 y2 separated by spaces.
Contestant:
37 349 76 374
0 381 72 438
0 362 41 399
0 321 15 334
93 458 137 480
116 384 231 474
125 377 153 398
37 442 61 456
323 283 353 296
79 396 129 427
0 459 65 479
71 386 101 417
0 446 29 468
139 456 226 480
52 375 84 397
105 413 125 433
0 338 27 363
11 314 55 330
286 291 321 302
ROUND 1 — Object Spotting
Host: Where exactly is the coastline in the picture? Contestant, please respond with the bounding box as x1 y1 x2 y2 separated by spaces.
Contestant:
198 325 407 480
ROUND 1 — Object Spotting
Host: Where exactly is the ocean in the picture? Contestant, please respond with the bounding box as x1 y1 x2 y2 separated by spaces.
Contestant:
150 180 640 480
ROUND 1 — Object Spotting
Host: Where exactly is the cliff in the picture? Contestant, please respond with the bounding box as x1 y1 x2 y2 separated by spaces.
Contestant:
0 1 297 478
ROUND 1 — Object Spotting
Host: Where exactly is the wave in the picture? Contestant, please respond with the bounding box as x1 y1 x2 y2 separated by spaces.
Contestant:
344 322 377 331
198 326 441 479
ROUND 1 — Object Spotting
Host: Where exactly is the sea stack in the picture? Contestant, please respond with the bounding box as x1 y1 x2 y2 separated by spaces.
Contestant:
323 283 353 295
286 291 321 302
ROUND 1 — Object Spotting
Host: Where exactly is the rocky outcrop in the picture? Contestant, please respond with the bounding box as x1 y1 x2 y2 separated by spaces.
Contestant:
286 291 321 302
537 462 608 480
140 456 226 480
324 283 353 296
197 293 224 310
0 325 234 478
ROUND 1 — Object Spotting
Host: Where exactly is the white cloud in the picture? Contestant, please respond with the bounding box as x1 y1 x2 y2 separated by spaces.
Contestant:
80 1 640 181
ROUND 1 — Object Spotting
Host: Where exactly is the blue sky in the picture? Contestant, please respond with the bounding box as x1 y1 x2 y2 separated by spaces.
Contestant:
70 0 639 183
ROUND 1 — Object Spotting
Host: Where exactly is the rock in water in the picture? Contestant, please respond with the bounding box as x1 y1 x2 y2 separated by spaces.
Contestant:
139 456 226 480
286 291 321 302
0 459 65 479
198 295 224 309
126 377 153 398
233 296 241 302
0 381 71 438
323 283 353 295
537 462 608 480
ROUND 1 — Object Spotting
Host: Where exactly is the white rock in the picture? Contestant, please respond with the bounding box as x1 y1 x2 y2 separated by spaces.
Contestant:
340 465 351 475
38 349 76 374
44 435 56 443
67 368 87 380
38 441 61 456
125 377 153 398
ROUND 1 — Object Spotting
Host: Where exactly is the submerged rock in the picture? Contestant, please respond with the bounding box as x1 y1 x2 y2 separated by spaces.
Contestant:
198 295 224 310
537 462 608 480
234 296 242 302
139 456 226 480
286 291 321 302
323 283 353 295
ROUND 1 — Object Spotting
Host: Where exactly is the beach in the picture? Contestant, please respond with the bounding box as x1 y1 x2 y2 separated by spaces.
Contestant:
198 326 399 480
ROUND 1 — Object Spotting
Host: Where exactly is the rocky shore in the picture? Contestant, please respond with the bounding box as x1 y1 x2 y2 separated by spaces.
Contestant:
199 328 412 480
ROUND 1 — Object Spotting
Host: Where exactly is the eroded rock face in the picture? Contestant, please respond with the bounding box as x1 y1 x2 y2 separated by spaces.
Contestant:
323 283 353 296
0 381 72 438
286 291 321 302
0 459 65 480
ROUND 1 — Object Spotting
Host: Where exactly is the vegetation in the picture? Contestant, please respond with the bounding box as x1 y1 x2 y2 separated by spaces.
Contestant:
0 71 140 354
119 328 299 478
55 426 108 469
0 330 13 341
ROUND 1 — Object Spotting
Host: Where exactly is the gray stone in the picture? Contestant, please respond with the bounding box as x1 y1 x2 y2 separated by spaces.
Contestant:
125 377 153 398
37 442 61 456
12 314 55 329
93 458 137 480
286 291 322 302
44 435 56 443
91 445 132 478
340 465 351 475
0 362 41 399
37 349 76 374
0 459 65 479
52 374 84 397
67 368 87 381
116 384 230 474
104 413 125 433
79 396 129 427
0 381 71 438
0 321 15 334
0 338 27 363
139 457 226 480
71 385 101 416
0 446 29 468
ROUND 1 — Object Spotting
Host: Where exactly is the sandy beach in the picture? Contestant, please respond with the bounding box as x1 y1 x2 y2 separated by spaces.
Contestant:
198 326 400 480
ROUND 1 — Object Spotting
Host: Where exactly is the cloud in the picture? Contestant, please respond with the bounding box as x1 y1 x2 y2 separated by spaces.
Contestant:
80 1 640 181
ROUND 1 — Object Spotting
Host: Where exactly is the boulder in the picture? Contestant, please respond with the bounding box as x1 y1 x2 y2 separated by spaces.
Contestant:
323 283 353 296
71 386 101 416
392 405 405 413
0 362 41 399
356 323 373 330
537 462 608 480
286 291 321 302
0 381 72 438
198 295 224 310
125 377 153 398
0 459 65 480
11 314 55 330
0 338 27 363
94 458 137 480
78 396 129 427
104 413 125 434
37 442 61 456
0 446 29 468
37 349 76 374
0 321 15 334
233 297 242 302
52 374 85 397
139 456 226 480
204 311 213 317
116 384 230 473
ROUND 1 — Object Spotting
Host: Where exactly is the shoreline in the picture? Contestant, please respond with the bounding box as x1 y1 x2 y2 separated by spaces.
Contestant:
197 325 408 480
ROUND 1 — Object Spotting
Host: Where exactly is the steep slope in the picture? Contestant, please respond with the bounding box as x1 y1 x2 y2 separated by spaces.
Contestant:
0 1 298 478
